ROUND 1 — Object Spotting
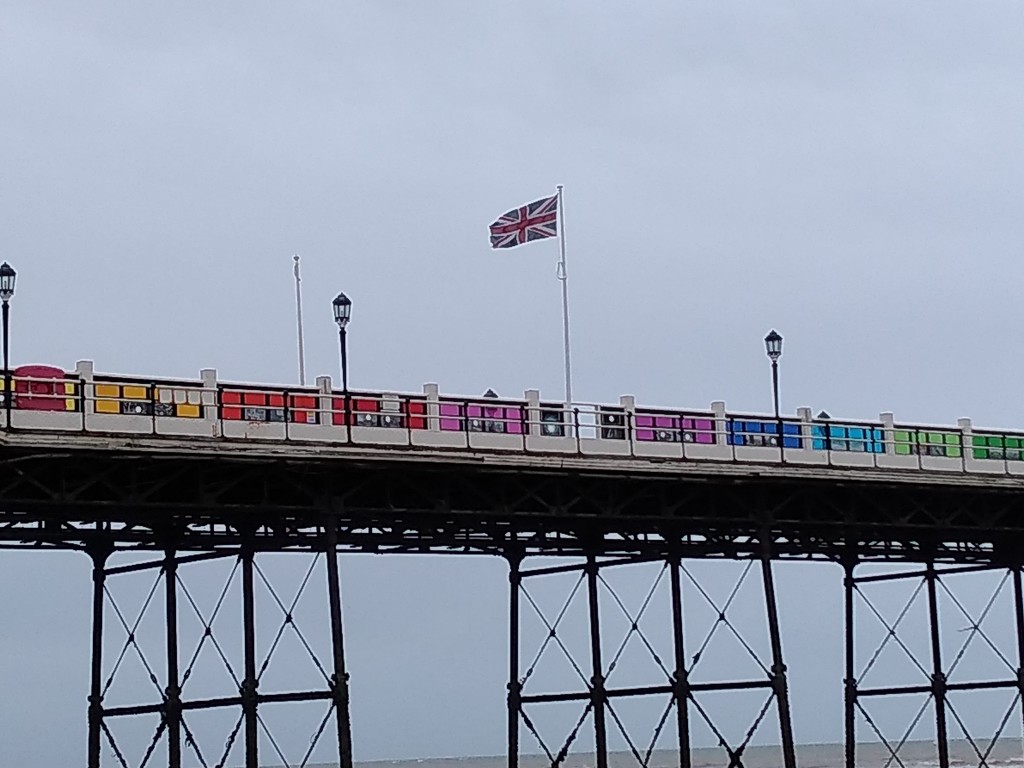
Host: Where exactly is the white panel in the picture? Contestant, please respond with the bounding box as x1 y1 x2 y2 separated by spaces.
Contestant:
468 432 523 451
85 413 153 434
681 444 732 461
634 442 683 459
155 418 219 438
783 448 828 466
919 456 964 473
733 446 783 463
876 454 920 471
580 438 631 457
350 426 409 446
827 452 876 468
12 411 83 432
1007 462 1024 477
288 423 347 443
412 431 468 449
525 435 577 454
964 458 1009 475
221 421 286 440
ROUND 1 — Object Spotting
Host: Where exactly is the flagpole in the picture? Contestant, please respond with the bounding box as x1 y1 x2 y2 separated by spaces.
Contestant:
293 254 306 386
556 185 573 406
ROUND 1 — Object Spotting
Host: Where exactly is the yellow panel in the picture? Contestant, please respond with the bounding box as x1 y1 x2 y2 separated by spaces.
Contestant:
122 385 148 400
176 403 201 419
95 383 120 398
63 382 75 395
64 399 76 411
96 400 120 414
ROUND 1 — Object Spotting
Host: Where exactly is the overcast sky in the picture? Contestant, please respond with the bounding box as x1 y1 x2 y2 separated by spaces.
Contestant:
1 2 1023 765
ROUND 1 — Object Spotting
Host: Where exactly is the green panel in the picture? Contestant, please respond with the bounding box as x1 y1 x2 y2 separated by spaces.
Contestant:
894 430 913 456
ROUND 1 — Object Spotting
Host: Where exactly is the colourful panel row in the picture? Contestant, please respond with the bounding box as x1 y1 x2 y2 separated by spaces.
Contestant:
971 434 1024 461
439 401 523 433
95 382 202 418
728 420 802 449
222 390 298 423
893 430 961 458
811 425 884 453
333 397 426 429
634 414 715 444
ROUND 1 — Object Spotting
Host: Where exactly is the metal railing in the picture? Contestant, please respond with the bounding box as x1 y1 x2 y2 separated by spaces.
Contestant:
4 370 1024 477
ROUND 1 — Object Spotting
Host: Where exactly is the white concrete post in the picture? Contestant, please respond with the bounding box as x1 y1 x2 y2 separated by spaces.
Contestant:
525 389 541 436
316 375 333 426
619 395 636 441
711 401 727 446
75 360 96 416
423 383 440 431
957 417 972 461
199 368 218 435
797 406 813 450
879 412 895 455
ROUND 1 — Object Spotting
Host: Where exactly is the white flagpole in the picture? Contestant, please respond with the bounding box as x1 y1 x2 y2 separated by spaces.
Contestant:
556 185 573 405
293 254 306 386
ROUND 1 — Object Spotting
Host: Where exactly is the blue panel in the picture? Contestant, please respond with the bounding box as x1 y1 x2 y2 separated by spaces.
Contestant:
811 424 885 453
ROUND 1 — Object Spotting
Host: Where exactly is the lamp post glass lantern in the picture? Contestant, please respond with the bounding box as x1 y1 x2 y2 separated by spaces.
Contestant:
0 262 15 423
333 293 352 394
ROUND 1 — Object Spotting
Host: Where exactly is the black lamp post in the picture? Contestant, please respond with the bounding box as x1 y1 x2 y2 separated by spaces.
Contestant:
764 329 783 459
332 292 352 393
0 263 16 428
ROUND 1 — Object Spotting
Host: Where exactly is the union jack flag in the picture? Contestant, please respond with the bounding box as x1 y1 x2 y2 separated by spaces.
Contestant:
488 194 559 249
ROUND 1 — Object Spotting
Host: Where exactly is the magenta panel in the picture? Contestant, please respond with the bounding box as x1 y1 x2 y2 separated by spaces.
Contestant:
683 417 715 444
466 404 524 434
439 402 462 431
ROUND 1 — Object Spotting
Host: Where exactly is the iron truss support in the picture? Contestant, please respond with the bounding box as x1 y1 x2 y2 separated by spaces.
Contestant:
505 537 797 768
845 556 1024 768
85 524 355 767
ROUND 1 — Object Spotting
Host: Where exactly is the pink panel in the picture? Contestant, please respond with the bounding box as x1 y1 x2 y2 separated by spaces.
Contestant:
504 406 524 434
634 414 655 441
439 402 462 431
682 417 715 444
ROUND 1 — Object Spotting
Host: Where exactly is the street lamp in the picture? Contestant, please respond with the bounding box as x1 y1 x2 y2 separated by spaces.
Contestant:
0 263 16 427
332 292 352 394
764 329 783 459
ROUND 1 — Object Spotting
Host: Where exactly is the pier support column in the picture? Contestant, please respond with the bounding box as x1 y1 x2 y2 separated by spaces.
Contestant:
586 554 609 768
843 557 857 768
325 520 354 768
507 552 522 768
761 538 797 768
925 561 950 768
164 547 182 768
87 543 111 768
241 536 259 768
669 552 692 768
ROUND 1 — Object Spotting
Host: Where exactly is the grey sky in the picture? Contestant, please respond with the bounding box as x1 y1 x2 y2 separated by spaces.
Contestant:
1 1 1022 765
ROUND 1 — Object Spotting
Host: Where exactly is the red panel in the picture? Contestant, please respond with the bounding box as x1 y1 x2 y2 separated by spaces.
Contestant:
13 365 66 411
405 400 426 430
353 398 377 412
291 395 317 410
221 391 242 405
267 393 285 408
242 392 266 406
331 397 347 426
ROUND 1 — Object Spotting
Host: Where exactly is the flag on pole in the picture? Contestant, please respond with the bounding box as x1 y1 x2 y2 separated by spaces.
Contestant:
488 194 559 249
